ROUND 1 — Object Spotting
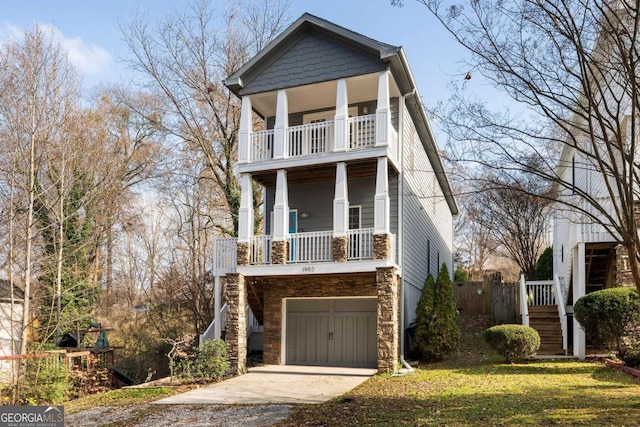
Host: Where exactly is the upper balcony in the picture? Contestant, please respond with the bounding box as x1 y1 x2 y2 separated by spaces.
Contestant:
237 72 401 173
249 113 397 164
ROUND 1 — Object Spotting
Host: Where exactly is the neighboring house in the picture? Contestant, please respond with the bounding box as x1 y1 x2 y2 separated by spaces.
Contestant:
206 13 457 374
545 5 638 359
0 280 23 382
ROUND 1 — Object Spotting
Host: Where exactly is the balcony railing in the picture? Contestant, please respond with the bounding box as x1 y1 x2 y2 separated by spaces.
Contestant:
213 230 395 272
213 238 237 276
289 231 333 263
347 228 374 260
288 122 334 157
348 115 375 149
250 129 274 162
250 235 272 265
248 115 385 163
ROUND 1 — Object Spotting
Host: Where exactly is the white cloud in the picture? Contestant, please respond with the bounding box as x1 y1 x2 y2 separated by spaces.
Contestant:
0 22 114 76
39 23 114 76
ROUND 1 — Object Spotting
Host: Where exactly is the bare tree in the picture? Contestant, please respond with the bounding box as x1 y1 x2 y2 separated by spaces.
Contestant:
467 173 551 280
398 1 640 292
121 0 291 236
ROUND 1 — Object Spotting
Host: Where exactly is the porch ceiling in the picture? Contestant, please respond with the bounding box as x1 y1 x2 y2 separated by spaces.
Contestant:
249 73 401 118
252 159 378 187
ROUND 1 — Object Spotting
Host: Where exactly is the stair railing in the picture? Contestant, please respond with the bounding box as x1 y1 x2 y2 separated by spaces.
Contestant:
553 274 568 352
200 303 227 348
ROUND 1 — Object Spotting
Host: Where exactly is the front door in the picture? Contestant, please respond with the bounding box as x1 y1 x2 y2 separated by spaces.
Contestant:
289 210 298 262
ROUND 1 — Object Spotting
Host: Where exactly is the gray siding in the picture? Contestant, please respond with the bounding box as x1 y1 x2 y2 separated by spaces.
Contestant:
262 173 398 235
400 103 454 330
266 100 382 130
240 31 386 96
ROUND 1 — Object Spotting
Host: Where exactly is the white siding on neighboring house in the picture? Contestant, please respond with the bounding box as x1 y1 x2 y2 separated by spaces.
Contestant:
0 302 22 382
400 102 453 328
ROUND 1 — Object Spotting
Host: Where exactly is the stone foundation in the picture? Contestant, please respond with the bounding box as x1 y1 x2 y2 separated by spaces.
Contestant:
225 273 247 375
332 236 348 262
615 244 635 287
236 242 250 267
261 274 378 365
376 267 398 373
373 233 391 260
271 240 288 265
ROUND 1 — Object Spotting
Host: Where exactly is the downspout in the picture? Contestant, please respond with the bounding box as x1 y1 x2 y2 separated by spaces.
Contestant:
396 92 414 375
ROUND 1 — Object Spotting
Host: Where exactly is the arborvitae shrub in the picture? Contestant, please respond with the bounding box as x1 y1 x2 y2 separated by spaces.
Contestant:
483 324 540 363
411 263 460 361
574 287 640 362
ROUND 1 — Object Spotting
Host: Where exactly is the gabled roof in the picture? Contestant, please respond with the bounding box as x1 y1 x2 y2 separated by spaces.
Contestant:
0 280 24 303
225 13 458 215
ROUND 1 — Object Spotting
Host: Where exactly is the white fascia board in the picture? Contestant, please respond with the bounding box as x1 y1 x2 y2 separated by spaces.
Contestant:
237 260 399 276
238 147 391 175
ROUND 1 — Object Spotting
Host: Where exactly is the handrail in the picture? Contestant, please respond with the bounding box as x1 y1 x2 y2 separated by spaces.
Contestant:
553 274 568 352
347 228 374 260
200 303 227 348
519 274 529 327
289 230 333 263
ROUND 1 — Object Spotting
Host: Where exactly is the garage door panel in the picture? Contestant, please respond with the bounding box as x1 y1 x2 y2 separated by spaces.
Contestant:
286 298 377 368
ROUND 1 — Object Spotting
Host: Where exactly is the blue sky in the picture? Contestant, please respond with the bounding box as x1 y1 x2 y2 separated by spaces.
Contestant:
0 0 486 110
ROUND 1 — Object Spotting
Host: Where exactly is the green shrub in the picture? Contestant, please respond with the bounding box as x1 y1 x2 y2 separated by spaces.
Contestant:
483 324 540 363
574 287 640 354
411 264 460 361
18 357 69 405
195 339 229 379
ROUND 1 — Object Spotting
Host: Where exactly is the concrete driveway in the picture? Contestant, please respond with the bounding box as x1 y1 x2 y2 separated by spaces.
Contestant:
153 365 376 405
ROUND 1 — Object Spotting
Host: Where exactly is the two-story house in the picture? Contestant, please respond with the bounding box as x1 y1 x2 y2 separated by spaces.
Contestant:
208 13 457 375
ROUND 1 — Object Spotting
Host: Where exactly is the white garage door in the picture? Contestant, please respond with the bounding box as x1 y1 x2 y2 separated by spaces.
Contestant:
285 298 377 368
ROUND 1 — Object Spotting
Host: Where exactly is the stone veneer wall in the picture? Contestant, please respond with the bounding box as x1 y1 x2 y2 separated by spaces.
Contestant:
236 242 250 267
373 233 391 260
376 267 398 373
332 236 348 262
271 240 288 265
261 274 379 364
225 273 247 375
615 244 635 287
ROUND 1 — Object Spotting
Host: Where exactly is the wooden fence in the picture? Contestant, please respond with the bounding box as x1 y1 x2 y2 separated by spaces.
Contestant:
453 279 519 324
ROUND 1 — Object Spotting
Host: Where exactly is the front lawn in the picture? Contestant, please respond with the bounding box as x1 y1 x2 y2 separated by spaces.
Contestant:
280 316 640 426
280 359 640 426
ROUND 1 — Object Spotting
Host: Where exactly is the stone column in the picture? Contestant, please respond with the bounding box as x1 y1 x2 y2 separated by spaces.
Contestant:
332 236 349 262
615 244 635 287
225 273 247 375
373 233 391 260
236 242 250 267
377 266 398 373
272 240 288 265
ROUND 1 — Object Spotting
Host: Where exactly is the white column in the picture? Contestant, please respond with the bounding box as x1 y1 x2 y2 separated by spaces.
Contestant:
334 79 349 152
573 242 586 360
376 70 391 147
333 162 349 236
273 169 289 240
238 96 252 163
274 90 289 159
237 173 254 243
214 276 222 339
374 157 390 234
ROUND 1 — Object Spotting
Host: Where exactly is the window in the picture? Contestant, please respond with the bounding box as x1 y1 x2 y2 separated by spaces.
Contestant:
348 206 361 230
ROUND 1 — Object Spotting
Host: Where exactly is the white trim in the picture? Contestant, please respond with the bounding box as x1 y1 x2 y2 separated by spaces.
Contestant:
238 146 400 174
237 259 397 276
281 298 287 364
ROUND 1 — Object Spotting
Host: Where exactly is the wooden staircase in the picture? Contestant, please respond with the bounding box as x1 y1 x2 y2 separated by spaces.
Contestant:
528 305 564 355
